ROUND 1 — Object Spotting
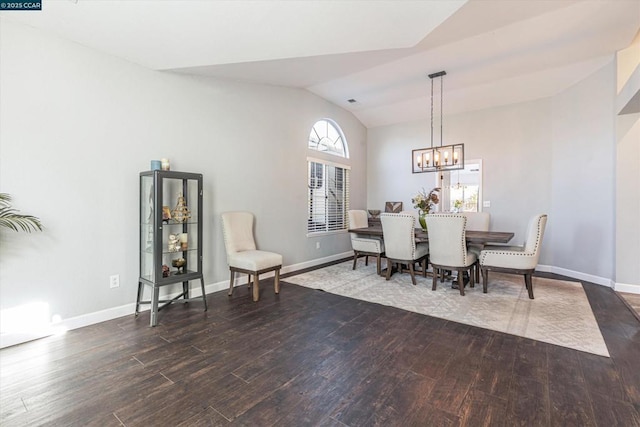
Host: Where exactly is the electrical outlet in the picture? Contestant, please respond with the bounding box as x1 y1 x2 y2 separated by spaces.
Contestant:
109 274 120 288
483 200 491 208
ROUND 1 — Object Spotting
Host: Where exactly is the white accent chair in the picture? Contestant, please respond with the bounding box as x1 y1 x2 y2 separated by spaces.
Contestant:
425 214 477 296
221 211 283 302
380 213 429 285
348 210 385 274
462 212 491 281
480 214 548 299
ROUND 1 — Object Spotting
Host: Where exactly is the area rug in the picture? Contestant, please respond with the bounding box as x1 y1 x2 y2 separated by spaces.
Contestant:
286 261 609 357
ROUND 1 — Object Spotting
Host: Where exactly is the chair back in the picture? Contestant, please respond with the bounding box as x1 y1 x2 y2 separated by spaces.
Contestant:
461 212 490 231
380 213 417 260
347 210 368 229
523 214 548 258
221 211 257 258
425 214 470 267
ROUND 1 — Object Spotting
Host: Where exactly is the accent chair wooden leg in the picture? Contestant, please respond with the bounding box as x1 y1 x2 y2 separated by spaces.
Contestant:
365 255 369 266
376 255 381 275
525 273 534 299
432 267 438 291
228 270 235 296
469 267 475 288
458 269 465 296
253 274 260 302
482 268 488 293
274 268 281 294
422 258 427 277
386 262 392 281
352 251 358 270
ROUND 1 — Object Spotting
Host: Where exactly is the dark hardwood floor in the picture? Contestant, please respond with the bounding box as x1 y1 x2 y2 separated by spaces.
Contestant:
1 264 639 426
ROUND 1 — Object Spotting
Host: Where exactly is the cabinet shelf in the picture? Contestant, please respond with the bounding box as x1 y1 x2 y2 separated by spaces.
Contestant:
136 170 207 326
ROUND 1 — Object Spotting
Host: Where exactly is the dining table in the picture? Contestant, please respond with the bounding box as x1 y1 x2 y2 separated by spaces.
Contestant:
348 224 515 287
348 224 515 245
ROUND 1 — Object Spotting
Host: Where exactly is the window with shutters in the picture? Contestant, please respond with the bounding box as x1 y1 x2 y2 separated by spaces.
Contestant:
307 119 350 234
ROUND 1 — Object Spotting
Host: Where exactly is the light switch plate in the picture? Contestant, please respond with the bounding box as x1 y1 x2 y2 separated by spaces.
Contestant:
483 201 491 208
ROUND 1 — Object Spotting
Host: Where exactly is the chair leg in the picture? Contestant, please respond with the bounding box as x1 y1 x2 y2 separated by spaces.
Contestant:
386 262 392 281
409 262 417 286
458 269 465 296
274 268 281 294
525 273 534 299
365 255 369 266
253 274 260 302
376 254 381 275
228 270 235 296
469 266 475 288
482 268 488 293
422 258 427 277
352 251 358 270
432 267 438 291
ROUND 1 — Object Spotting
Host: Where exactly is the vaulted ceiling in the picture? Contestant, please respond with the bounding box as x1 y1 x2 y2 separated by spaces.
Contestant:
5 0 639 128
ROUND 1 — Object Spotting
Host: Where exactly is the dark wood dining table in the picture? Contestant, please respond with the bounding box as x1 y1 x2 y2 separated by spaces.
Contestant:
348 224 514 245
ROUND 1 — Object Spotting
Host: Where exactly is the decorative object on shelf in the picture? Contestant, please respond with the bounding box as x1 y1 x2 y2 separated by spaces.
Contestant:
453 199 463 213
171 192 191 223
162 206 172 223
412 187 440 231
385 202 403 213
412 71 464 174
172 257 186 274
161 158 170 171
162 264 170 277
168 233 180 252
179 233 188 250
368 209 381 219
150 160 161 171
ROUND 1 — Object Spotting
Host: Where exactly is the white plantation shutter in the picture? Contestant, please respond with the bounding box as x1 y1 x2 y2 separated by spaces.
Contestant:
307 159 350 234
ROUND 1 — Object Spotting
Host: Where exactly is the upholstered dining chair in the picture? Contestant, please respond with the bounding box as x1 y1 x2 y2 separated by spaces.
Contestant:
348 210 385 274
221 211 283 302
462 212 491 281
425 214 477 296
480 213 548 299
380 213 429 285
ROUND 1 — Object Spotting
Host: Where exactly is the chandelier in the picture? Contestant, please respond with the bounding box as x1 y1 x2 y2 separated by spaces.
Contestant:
412 70 464 173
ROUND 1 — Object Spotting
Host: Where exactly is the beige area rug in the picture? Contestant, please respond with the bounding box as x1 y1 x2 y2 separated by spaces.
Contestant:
286 261 609 357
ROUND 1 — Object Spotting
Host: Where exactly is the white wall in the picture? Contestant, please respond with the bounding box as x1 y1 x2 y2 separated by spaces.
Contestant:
615 31 640 293
0 20 367 333
549 61 616 282
368 62 619 284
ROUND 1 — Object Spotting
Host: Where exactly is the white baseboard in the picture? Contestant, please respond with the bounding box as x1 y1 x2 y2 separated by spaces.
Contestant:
614 282 640 294
10 254 628 349
0 252 353 349
536 264 614 288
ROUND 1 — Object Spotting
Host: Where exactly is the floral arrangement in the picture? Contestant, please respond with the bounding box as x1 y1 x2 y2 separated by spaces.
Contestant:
412 187 441 214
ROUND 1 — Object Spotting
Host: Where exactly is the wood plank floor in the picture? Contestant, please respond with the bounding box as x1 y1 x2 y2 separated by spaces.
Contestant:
1 264 639 426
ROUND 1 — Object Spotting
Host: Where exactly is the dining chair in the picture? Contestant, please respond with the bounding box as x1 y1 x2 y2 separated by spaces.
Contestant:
424 214 477 296
347 210 385 274
462 212 491 281
480 213 548 299
221 211 283 302
380 213 429 285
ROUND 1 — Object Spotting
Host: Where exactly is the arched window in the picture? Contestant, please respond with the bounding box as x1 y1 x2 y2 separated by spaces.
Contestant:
307 119 350 234
308 119 349 158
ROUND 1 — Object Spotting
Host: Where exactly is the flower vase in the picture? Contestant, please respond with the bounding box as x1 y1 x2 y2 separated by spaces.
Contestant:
418 211 427 231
